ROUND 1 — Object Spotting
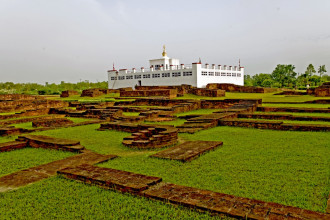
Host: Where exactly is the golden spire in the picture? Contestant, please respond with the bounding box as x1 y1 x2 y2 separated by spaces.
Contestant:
162 45 167 57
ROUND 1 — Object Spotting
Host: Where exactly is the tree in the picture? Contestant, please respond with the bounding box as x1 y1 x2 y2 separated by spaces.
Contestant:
271 64 297 88
318 65 327 77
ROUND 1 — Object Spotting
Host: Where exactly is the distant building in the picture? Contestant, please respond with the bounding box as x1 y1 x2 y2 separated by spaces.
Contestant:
108 46 244 89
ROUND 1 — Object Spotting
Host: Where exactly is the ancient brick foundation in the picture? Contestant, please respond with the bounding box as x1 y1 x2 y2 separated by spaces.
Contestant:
17 135 85 152
60 90 79 97
120 89 178 98
0 100 69 113
151 141 223 162
307 82 330 97
135 84 192 96
32 118 74 128
191 88 225 97
206 83 282 93
99 122 178 149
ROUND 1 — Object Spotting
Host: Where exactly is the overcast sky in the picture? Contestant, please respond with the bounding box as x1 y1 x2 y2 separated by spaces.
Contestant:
1 0 329 83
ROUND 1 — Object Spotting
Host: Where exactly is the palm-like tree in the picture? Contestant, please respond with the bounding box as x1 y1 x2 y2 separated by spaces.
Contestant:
318 65 327 77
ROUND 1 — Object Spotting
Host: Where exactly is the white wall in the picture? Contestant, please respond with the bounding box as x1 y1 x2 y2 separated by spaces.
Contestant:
108 63 244 89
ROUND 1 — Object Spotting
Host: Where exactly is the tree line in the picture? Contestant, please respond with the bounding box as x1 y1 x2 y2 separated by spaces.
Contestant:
0 81 108 95
245 64 329 89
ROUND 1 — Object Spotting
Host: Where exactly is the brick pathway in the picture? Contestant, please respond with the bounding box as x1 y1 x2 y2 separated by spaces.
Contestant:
58 164 162 194
151 141 223 162
58 164 330 219
0 151 116 192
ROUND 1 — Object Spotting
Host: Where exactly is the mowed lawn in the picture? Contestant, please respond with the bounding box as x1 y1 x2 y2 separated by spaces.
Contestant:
4 123 328 214
0 93 329 218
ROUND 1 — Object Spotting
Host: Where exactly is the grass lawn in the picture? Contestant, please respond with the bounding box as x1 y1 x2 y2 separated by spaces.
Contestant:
174 108 219 117
0 148 74 177
18 124 330 213
262 103 330 108
0 177 225 219
145 118 186 126
237 118 330 125
122 112 140 116
253 111 330 117
175 92 330 102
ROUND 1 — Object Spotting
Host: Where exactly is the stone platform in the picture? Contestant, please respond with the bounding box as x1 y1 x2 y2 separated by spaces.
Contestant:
58 164 162 194
143 183 329 220
0 141 27 152
17 135 85 152
150 141 223 162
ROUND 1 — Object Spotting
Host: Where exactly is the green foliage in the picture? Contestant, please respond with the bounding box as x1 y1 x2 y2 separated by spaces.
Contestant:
318 65 327 77
271 64 297 88
0 81 108 95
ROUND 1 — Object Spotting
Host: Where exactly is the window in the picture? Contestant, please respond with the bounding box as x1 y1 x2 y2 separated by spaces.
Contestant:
227 73 231 77
215 72 220 76
201 71 208 76
237 73 241 77
162 73 170 77
172 72 181 77
143 74 150 78
221 72 226 76
126 75 133 80
232 73 236 77
110 76 117 80
183 71 192 76
152 73 160 78
118 76 125 80
208 72 214 76
134 75 141 79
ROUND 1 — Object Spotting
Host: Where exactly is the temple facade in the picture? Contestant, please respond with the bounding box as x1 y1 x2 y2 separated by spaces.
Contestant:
108 46 244 89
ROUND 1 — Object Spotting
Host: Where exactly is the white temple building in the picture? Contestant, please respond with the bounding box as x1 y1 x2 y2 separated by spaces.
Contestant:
108 46 244 89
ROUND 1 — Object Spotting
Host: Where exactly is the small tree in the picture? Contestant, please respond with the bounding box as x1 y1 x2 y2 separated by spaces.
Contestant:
318 65 327 77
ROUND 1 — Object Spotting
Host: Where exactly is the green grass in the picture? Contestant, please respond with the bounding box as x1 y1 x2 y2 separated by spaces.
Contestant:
99 127 330 212
262 103 330 108
66 117 92 123
174 108 219 117
0 177 225 219
12 122 34 129
253 111 330 117
175 92 330 103
0 148 74 177
25 124 330 212
145 118 186 126
122 112 140 116
0 112 18 115
11 117 91 129
237 118 330 125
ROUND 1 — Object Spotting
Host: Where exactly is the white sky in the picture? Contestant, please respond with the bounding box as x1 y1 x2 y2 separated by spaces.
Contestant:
0 0 329 83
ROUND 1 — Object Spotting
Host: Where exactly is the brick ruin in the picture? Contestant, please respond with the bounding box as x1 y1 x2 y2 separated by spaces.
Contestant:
60 90 79 97
32 118 74 128
120 89 178 98
80 88 126 97
150 141 223 162
99 122 178 149
191 88 225 97
307 82 330 97
206 83 282 93
1 92 330 218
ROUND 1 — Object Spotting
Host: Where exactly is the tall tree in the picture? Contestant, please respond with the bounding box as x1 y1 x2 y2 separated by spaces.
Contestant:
271 64 297 88
305 64 316 77
318 65 327 77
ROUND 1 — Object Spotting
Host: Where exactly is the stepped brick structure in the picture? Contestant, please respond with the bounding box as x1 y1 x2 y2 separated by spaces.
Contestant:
99 122 178 149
